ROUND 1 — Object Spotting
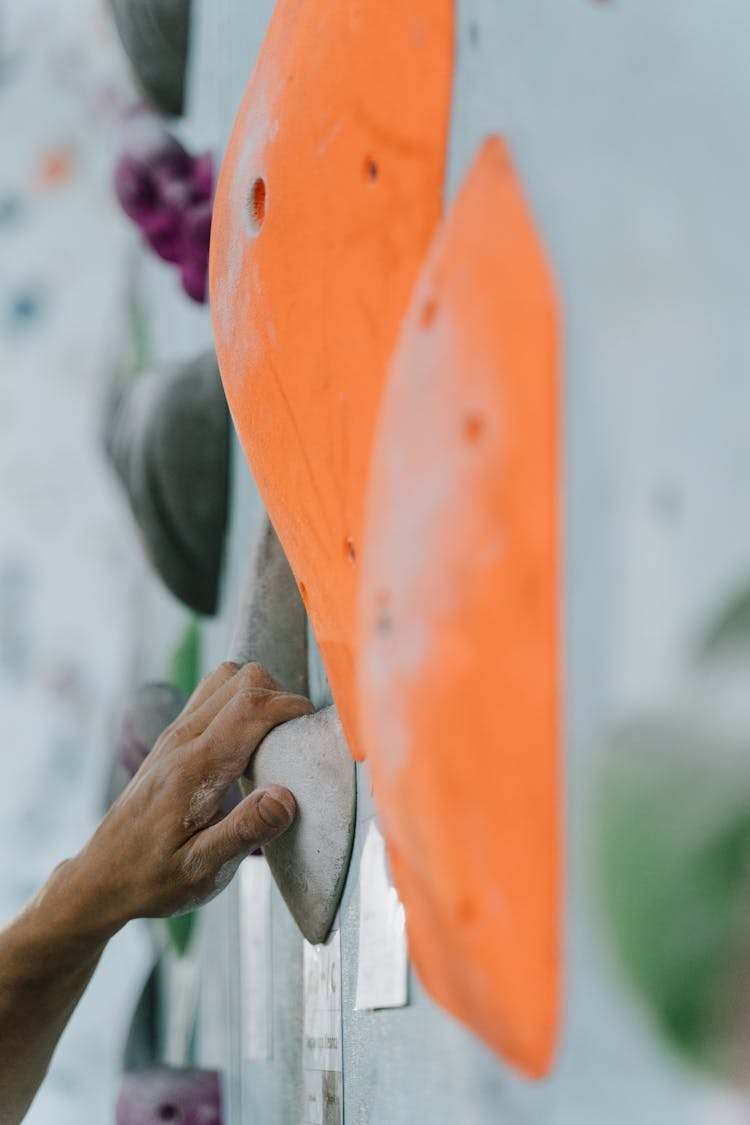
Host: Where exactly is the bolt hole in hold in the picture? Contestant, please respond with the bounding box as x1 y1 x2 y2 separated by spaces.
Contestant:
246 176 266 236
463 414 485 444
421 296 438 328
365 156 378 183
157 1105 182 1123
375 591 393 635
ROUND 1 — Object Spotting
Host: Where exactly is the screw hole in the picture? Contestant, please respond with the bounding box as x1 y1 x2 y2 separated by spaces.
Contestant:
375 592 393 635
246 177 267 236
365 157 378 183
420 297 438 328
157 1105 182 1123
463 414 485 444
457 896 478 922
344 537 357 563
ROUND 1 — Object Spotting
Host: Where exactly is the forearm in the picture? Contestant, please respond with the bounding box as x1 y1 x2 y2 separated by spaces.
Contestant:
0 860 113 1125
0 662 304 1124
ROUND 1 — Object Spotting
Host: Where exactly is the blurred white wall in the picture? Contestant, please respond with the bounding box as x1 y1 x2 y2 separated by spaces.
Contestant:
0 2 154 1120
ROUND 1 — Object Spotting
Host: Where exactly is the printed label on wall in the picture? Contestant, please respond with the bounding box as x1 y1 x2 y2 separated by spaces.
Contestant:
239 856 273 1061
303 929 343 1124
355 821 408 1011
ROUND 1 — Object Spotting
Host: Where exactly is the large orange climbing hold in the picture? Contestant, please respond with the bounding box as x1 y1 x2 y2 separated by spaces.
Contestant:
359 138 561 1076
210 0 454 758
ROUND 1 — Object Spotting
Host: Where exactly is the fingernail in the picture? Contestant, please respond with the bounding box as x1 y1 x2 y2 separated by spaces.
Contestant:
258 788 296 831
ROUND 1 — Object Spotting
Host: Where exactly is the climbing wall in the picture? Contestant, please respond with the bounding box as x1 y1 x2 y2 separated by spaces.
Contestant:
189 1 750 1123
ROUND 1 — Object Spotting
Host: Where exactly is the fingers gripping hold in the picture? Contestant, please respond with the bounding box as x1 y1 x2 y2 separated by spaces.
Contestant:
192 784 297 873
198 686 315 777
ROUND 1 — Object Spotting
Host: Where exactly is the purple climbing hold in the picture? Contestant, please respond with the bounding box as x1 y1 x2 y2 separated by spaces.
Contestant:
116 1067 223 1125
151 163 196 212
190 153 213 202
113 156 157 224
180 259 208 304
142 209 185 265
114 117 213 304
184 198 213 255
114 118 190 220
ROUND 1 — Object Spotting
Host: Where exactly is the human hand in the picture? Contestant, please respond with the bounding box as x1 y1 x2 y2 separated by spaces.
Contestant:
61 662 314 941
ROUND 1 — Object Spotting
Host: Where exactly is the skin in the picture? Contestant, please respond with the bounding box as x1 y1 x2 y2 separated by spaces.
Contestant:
0 661 313 1125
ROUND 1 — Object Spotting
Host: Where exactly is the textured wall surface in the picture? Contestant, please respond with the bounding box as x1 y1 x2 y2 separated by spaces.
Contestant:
192 1 750 1122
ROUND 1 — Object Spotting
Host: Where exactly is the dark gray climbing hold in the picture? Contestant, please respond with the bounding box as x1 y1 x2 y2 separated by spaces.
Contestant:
111 674 240 819
109 0 191 118
105 352 230 616
116 1067 222 1125
122 964 161 1072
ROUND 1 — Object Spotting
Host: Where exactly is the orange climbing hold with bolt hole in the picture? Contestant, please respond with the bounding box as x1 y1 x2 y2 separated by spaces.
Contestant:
209 0 454 758
359 137 561 1076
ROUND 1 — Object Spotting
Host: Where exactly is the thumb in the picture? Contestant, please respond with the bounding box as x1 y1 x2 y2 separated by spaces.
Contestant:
196 784 297 871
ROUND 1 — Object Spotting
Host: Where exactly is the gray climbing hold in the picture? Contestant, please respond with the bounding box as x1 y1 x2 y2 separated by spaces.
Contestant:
228 515 309 697
242 705 356 945
228 519 355 942
105 352 230 616
109 0 191 118
116 1067 222 1125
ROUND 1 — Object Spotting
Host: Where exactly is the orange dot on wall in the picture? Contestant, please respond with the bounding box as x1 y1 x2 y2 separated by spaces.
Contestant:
34 145 76 189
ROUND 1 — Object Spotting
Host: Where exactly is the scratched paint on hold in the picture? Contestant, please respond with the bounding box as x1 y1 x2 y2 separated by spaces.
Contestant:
210 0 454 760
358 137 561 1077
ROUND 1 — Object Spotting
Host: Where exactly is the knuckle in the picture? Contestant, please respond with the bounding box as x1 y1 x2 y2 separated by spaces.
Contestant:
237 662 277 690
272 691 313 718
216 660 241 679
191 663 238 700
228 811 261 853
158 717 183 743
234 824 259 852
194 670 217 696
233 686 272 721
161 716 197 749
238 661 264 684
